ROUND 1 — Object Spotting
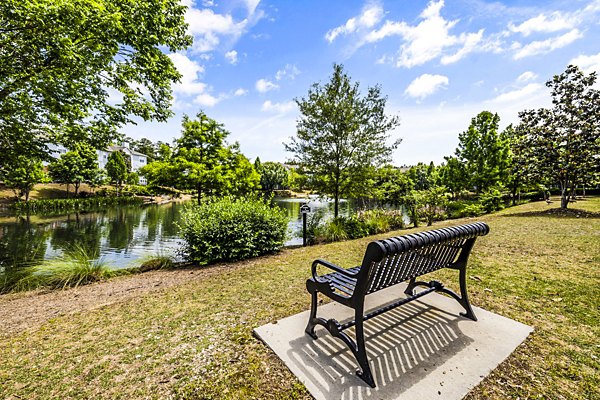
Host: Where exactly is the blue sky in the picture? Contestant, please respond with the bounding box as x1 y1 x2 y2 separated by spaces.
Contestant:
122 0 600 165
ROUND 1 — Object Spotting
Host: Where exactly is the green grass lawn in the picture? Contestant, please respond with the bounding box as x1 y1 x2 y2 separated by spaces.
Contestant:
1 198 599 399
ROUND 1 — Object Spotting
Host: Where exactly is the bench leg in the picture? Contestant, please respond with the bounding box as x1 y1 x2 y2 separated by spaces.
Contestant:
458 266 477 321
305 291 319 339
404 277 417 295
354 307 376 388
436 267 477 321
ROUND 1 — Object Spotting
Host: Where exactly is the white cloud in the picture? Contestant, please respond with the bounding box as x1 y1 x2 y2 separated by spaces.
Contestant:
441 30 484 65
360 1 494 68
513 29 583 59
168 53 206 95
185 3 263 53
516 71 537 83
244 0 261 15
255 78 279 93
194 93 222 107
325 1 384 42
275 64 300 81
234 88 248 96
405 74 449 99
508 12 575 36
570 51 600 74
261 100 296 113
225 50 238 64
491 83 543 103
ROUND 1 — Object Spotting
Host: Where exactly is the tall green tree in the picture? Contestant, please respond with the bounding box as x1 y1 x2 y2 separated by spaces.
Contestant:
503 124 533 205
1 157 46 201
259 162 289 194
174 111 228 203
0 132 48 201
287 166 309 192
455 111 511 193
439 156 467 199
0 0 191 151
105 151 128 195
407 162 437 190
167 112 259 201
48 143 100 196
285 63 401 217
129 138 156 162
216 145 260 196
517 65 600 208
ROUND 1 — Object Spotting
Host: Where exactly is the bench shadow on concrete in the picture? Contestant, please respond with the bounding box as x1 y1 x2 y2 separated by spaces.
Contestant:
287 300 474 399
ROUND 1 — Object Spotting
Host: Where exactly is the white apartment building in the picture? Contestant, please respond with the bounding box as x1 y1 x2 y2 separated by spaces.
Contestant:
47 143 148 185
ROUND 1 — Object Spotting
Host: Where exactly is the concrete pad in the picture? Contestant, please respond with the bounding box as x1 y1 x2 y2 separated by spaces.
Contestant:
254 284 532 400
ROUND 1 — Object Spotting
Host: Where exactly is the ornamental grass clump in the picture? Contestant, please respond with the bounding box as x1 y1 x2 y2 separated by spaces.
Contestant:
179 196 288 265
4 244 125 293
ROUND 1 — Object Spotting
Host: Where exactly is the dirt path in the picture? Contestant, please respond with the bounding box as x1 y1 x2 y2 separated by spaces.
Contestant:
0 265 231 337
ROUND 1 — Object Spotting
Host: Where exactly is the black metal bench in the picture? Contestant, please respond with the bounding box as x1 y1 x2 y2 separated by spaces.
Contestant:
305 221 490 387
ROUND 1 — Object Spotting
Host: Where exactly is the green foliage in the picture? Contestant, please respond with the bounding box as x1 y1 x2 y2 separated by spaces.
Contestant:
446 200 485 218
174 111 229 200
105 151 128 193
48 143 100 196
148 112 260 201
9 196 143 214
517 65 600 209
402 190 424 228
140 160 179 188
407 162 438 190
420 186 450 226
455 111 511 193
287 166 309 192
127 138 157 162
258 162 289 193
138 253 176 272
0 0 191 151
372 165 414 206
179 196 288 265
319 218 349 242
439 156 468 198
479 187 504 213
1 244 126 293
0 156 46 201
307 209 405 244
127 171 140 185
286 63 401 217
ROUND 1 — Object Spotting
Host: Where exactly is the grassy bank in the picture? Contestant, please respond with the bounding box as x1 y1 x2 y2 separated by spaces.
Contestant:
0 198 599 399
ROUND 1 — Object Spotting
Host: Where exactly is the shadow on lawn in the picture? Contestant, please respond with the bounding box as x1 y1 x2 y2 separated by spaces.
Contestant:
503 208 600 219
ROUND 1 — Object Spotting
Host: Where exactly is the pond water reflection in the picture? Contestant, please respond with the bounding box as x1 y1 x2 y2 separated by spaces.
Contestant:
0 196 393 276
0 202 185 273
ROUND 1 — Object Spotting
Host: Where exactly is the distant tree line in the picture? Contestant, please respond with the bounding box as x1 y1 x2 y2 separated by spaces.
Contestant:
285 63 600 219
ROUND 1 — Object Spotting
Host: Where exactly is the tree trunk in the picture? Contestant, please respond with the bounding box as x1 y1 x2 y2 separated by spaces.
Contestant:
334 187 339 218
560 186 569 209
75 182 80 196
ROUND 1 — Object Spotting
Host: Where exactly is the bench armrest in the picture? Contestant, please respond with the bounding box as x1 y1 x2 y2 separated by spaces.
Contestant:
311 259 359 281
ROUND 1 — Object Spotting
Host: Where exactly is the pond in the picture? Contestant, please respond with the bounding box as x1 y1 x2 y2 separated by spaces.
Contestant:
0 196 356 274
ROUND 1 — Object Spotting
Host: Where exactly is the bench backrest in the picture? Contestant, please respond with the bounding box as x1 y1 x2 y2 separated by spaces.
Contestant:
355 222 490 296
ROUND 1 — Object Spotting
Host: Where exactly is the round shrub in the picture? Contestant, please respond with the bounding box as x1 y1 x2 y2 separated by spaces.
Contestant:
179 196 288 265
